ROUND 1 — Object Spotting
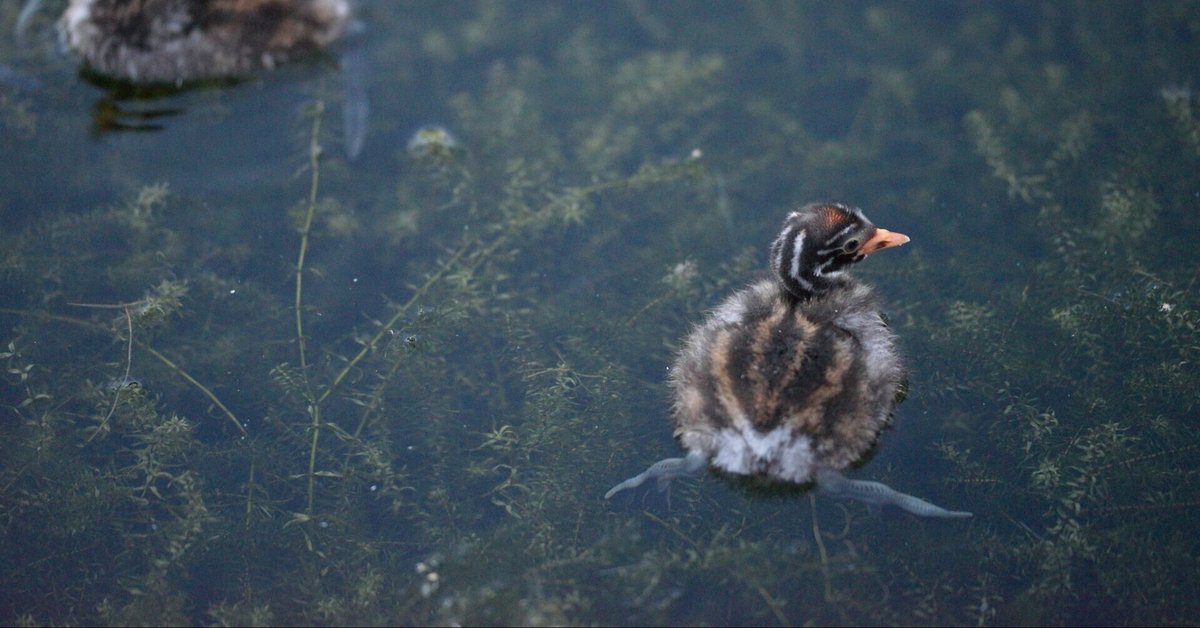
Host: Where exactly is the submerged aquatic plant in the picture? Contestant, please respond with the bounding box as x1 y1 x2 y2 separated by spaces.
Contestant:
3 2 1200 625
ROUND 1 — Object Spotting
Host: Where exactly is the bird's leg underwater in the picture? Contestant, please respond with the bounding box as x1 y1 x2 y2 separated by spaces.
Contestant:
338 18 369 160
605 450 707 499
15 0 45 44
815 468 972 519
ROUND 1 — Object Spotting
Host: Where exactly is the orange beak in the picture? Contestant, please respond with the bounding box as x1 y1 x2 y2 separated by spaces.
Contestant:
861 228 910 256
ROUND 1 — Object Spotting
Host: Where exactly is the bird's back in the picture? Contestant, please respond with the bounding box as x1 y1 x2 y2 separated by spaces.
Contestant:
670 277 902 483
60 0 350 83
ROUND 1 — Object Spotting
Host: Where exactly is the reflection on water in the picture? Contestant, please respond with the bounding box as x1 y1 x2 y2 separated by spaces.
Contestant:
1 2 1198 625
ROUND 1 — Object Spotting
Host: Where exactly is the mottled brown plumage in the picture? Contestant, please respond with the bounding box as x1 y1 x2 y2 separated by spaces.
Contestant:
59 0 350 83
671 202 906 484
607 202 971 518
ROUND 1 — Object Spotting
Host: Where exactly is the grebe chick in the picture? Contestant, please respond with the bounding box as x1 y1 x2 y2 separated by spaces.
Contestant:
606 202 971 519
58 0 351 84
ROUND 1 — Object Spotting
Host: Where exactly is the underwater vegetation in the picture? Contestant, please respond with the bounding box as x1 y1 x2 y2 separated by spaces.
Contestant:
2 1 1200 625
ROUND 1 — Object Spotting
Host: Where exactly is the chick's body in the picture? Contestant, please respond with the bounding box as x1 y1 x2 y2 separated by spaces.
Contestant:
60 0 350 83
673 276 900 485
607 202 970 519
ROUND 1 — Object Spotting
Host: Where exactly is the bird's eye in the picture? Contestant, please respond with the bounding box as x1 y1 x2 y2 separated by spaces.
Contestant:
843 238 861 253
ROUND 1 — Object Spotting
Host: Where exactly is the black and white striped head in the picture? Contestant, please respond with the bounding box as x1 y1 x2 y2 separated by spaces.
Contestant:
769 202 910 300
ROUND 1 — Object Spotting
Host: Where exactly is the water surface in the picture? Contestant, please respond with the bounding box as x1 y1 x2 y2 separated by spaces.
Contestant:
1 2 1198 625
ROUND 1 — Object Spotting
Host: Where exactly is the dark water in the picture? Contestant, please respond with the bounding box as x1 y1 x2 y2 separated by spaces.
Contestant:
2 1 1198 625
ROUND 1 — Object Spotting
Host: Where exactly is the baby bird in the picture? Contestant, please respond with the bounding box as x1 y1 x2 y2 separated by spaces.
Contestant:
57 0 351 84
17 0 368 156
607 202 971 519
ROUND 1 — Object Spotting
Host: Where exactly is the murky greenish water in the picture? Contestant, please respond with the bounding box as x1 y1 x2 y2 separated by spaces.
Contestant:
2 1 1198 625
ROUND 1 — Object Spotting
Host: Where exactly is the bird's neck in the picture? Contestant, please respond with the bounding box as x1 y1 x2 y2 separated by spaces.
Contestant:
780 269 851 302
